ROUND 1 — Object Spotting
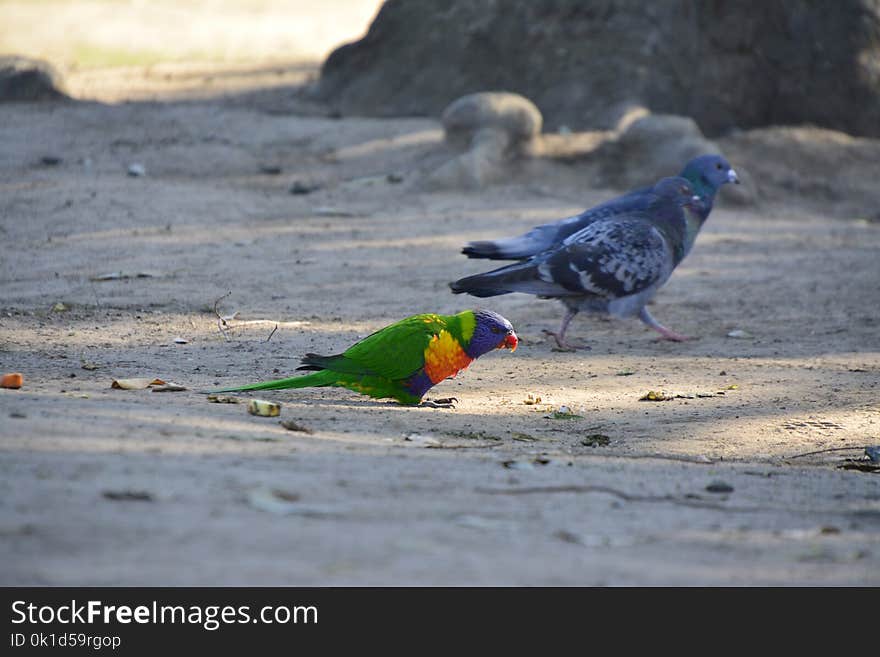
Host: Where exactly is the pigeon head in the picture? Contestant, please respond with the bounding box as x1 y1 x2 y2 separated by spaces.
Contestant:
679 155 738 215
651 177 705 214
466 309 518 358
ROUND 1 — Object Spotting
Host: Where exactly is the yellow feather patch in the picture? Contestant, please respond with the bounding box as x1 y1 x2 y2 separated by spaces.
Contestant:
423 330 473 384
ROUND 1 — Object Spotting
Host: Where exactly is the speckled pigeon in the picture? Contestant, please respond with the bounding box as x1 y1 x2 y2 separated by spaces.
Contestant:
462 154 737 261
450 177 707 349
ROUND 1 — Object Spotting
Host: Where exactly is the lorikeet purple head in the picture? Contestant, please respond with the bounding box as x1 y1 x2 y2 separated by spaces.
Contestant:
465 309 518 358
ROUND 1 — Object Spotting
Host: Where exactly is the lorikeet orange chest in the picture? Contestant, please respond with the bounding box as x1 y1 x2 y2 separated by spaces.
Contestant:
422 330 475 384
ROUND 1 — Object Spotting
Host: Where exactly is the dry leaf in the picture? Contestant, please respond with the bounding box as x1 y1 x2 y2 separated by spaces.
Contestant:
111 378 166 390
640 390 672 401
247 399 281 417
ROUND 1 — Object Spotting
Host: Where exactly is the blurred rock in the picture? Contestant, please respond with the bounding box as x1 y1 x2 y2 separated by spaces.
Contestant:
442 92 542 155
423 129 510 190
719 125 880 218
597 114 720 186
317 0 880 138
0 56 67 102
579 111 755 205
424 92 543 189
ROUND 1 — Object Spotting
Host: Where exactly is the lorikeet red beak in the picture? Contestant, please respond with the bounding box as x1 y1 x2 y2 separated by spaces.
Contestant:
499 331 518 352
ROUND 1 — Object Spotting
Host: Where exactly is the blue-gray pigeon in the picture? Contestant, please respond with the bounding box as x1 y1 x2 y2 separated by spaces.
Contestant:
450 177 708 349
462 154 738 261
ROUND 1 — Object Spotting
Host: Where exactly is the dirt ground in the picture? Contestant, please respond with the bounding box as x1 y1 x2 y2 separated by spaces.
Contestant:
2 3 879 586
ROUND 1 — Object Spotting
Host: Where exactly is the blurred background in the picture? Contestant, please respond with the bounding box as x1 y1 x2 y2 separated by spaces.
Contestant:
2 1 879 587
0 0 383 100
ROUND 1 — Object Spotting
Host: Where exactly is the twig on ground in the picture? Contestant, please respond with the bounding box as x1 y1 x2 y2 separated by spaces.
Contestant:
212 290 232 341
266 324 278 342
784 446 865 460
90 281 102 309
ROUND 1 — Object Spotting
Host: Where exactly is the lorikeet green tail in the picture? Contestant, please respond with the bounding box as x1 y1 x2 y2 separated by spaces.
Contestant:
211 309 518 405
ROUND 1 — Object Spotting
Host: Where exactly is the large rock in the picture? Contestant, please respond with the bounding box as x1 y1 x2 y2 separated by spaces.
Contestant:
0 56 67 102
316 0 880 138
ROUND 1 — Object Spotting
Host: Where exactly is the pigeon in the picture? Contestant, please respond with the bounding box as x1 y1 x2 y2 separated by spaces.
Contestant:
450 177 707 349
462 154 738 261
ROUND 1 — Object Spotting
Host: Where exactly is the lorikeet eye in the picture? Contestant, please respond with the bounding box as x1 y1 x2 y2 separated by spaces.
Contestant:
490 326 502 334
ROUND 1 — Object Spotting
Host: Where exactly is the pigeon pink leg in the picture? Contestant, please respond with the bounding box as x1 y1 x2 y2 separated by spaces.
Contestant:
543 309 590 351
639 307 691 342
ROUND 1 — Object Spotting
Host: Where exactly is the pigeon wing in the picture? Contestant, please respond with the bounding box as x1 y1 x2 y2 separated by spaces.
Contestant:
539 219 673 299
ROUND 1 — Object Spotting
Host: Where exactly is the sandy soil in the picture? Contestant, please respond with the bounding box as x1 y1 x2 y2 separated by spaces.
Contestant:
1 4 879 586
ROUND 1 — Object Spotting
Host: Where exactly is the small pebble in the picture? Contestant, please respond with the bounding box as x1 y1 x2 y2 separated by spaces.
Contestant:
280 420 314 434
290 180 320 195
705 481 734 494
127 163 146 177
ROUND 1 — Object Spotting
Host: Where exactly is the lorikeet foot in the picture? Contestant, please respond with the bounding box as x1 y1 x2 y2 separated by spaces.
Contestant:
421 397 458 408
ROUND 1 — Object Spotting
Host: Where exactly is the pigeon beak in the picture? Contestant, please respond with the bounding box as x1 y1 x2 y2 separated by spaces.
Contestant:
499 331 518 352
728 168 740 185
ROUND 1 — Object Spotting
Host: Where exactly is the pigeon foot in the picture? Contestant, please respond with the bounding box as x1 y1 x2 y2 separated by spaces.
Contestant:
542 329 591 351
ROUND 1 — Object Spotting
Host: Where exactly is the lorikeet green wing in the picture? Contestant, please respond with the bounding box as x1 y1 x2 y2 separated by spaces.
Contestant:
317 313 451 382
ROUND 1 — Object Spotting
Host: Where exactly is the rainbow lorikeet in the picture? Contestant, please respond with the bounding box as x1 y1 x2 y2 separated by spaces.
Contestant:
212 309 518 406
